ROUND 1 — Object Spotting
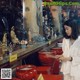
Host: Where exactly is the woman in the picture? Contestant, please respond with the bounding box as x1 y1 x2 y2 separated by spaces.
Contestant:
46 19 80 80
59 19 80 80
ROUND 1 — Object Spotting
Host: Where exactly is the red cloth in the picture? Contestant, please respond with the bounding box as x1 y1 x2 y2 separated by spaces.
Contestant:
0 78 21 80
37 59 60 74
37 74 63 80
11 78 21 80
50 48 63 74
50 59 60 74
37 66 50 74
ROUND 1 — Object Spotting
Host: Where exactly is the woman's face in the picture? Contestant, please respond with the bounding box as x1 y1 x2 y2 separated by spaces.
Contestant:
64 25 72 36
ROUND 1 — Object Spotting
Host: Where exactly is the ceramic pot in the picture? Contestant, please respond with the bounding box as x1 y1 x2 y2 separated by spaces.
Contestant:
51 48 63 55
12 78 21 80
39 51 54 66
16 65 37 80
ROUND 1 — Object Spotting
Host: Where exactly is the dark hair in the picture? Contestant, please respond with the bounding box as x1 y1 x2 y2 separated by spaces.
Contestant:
62 19 79 40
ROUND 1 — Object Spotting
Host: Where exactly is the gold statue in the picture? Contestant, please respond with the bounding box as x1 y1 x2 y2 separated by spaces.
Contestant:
2 32 7 54
0 47 3 60
2 33 7 44
0 42 3 60
11 26 19 44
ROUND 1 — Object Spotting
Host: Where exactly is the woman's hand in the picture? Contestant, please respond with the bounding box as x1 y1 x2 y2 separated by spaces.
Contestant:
55 55 63 59
59 56 71 62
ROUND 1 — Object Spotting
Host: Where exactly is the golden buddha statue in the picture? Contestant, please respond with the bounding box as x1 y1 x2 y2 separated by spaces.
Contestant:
2 33 7 55
11 26 19 44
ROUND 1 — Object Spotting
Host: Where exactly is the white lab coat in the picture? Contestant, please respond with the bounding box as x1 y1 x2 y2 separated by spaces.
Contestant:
61 37 80 80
